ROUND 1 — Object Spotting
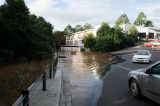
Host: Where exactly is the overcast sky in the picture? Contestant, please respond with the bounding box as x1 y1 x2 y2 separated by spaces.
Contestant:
0 0 160 30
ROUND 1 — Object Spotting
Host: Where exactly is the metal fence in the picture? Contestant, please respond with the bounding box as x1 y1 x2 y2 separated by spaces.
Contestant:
12 53 58 106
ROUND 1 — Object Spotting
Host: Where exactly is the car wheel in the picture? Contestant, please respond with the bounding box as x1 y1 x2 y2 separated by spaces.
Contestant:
129 79 141 98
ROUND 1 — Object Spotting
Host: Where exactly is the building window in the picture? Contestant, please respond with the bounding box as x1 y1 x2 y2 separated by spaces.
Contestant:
74 41 78 46
158 34 160 39
138 33 145 38
149 33 154 39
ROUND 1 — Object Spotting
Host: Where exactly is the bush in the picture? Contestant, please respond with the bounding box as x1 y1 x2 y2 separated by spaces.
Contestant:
94 36 114 52
83 33 95 51
80 48 85 51
83 21 137 52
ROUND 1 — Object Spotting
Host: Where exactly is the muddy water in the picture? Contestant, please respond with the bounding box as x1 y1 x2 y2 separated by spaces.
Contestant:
58 50 112 106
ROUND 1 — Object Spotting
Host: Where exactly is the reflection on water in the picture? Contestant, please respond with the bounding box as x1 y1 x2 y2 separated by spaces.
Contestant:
58 49 112 106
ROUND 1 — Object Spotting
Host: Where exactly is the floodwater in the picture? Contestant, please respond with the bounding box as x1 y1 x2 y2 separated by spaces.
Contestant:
58 47 112 106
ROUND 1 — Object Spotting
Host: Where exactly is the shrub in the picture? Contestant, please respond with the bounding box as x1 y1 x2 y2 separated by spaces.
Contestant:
83 33 96 51
80 48 85 51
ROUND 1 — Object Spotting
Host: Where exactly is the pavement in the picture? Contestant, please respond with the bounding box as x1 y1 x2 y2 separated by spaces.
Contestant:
12 62 72 106
111 45 150 55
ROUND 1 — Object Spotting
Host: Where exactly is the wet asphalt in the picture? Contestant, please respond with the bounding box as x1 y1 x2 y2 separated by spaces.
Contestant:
97 50 160 106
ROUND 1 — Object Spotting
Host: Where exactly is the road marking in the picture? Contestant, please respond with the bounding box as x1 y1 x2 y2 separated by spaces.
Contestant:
114 65 133 71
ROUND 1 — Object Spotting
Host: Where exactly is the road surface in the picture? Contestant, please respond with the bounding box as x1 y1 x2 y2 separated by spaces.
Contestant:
97 50 160 106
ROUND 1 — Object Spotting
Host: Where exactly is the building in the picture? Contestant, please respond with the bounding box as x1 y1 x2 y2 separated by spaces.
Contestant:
65 26 100 46
65 24 160 47
120 24 160 40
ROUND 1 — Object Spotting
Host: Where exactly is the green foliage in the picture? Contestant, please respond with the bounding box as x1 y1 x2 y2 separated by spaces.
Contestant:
28 15 54 60
0 0 54 64
134 12 153 27
64 23 93 33
134 12 146 26
125 36 135 46
75 24 83 32
115 13 130 27
74 23 93 32
145 20 153 27
94 36 114 52
129 26 138 42
129 26 138 34
94 27 129 52
97 22 110 37
94 22 132 52
53 31 65 49
83 33 95 49
83 23 92 30
64 24 75 35
80 48 85 52
89 23 136 52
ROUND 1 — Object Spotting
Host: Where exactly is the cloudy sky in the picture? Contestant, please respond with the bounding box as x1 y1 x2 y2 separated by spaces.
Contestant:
0 0 160 30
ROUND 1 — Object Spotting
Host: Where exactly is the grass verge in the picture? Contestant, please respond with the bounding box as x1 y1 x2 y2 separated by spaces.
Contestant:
0 59 51 106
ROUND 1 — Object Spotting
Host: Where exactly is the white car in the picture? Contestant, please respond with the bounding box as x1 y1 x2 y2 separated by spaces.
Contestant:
132 50 151 63
150 41 160 46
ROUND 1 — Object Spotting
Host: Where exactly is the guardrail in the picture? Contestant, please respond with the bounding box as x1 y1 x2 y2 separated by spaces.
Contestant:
60 45 83 52
12 53 58 106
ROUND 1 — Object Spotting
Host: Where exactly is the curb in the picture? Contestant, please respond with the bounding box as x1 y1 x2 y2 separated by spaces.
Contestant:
57 70 62 106
111 50 135 55
59 71 72 106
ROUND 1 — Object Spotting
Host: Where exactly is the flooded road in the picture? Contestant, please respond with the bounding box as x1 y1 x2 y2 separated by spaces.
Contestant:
58 50 112 106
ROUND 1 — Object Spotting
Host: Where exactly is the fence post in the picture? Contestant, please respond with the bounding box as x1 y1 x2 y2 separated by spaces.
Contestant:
42 72 46 91
49 64 52 79
55 53 58 66
53 61 56 77
22 90 29 106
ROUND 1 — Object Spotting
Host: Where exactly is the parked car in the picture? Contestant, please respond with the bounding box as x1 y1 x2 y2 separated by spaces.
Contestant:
132 50 151 63
150 41 160 46
144 41 160 48
128 61 160 104
143 42 153 47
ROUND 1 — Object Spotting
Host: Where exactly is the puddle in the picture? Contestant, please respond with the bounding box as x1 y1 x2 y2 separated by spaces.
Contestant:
58 51 112 106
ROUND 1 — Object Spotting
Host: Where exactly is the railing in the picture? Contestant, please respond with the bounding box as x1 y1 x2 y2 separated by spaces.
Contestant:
60 45 83 52
12 53 58 106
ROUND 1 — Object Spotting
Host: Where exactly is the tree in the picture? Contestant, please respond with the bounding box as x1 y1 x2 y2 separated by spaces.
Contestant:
145 20 153 27
0 0 54 63
129 26 138 42
74 23 93 32
129 26 138 34
53 31 65 49
28 15 54 59
64 25 75 35
0 0 31 61
83 33 95 51
115 13 130 27
97 22 110 37
134 12 146 26
83 23 93 30
75 24 83 32
134 12 153 27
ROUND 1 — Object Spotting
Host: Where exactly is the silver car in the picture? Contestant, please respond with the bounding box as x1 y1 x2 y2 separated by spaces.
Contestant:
128 61 160 104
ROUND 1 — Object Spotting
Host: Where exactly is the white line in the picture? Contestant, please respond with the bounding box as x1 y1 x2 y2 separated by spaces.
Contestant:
114 65 133 71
